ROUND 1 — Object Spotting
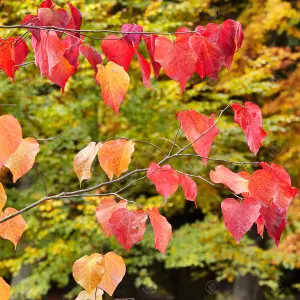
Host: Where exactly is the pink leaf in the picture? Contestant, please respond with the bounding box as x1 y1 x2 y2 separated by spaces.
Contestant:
179 173 197 206
231 102 266 155
147 163 179 200
176 110 218 165
147 207 172 253
109 208 147 251
121 24 143 47
210 165 249 194
221 198 261 243
96 197 127 238
260 202 286 247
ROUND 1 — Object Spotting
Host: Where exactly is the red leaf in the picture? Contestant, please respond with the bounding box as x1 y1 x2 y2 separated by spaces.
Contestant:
256 214 265 238
0 37 28 80
154 36 197 91
109 208 147 251
260 202 286 247
248 169 275 206
147 207 172 253
32 30 66 76
38 8 70 32
101 35 135 72
231 102 266 155
67 3 82 32
79 44 102 75
210 165 249 194
121 24 143 47
40 0 53 8
221 198 261 243
96 197 127 238
147 163 179 200
189 33 224 80
205 20 243 69
176 110 218 165
143 34 161 78
135 50 151 88
175 27 193 41
179 173 197 206
260 163 298 210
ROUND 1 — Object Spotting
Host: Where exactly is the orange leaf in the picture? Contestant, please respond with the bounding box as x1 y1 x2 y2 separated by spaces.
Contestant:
96 197 127 237
0 115 22 169
0 208 26 248
4 137 40 183
96 61 130 114
98 139 135 180
98 252 126 296
75 288 104 300
0 183 7 212
74 142 102 184
0 277 10 300
72 253 105 294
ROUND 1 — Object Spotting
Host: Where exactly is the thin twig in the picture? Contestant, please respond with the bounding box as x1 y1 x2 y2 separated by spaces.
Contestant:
33 164 48 196
168 125 181 156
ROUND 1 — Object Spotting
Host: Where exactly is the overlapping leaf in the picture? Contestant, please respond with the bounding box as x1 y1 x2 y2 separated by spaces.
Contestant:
101 35 135 72
109 208 147 251
0 37 28 80
0 115 40 182
98 252 126 296
73 253 105 294
221 197 261 243
210 165 249 194
154 36 197 91
96 197 127 237
73 252 125 296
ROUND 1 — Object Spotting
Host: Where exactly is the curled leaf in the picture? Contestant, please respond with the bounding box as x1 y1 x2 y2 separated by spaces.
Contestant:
73 142 102 184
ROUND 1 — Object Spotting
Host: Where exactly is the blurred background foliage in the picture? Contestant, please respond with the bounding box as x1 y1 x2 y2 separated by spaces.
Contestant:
0 0 299 299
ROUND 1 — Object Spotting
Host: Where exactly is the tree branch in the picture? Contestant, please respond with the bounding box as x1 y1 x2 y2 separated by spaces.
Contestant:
0 102 258 224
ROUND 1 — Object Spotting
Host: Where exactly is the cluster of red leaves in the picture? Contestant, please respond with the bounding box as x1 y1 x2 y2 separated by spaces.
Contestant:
71 100 297 252
0 0 243 114
96 198 172 254
210 163 298 245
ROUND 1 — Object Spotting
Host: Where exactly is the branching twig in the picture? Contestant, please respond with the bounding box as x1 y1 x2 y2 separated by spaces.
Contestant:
0 102 258 224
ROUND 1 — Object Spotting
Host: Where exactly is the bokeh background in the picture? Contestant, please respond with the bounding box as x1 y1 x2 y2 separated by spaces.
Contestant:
0 0 299 299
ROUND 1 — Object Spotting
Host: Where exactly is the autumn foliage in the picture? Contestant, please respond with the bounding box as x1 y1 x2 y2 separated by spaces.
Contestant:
0 0 298 299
